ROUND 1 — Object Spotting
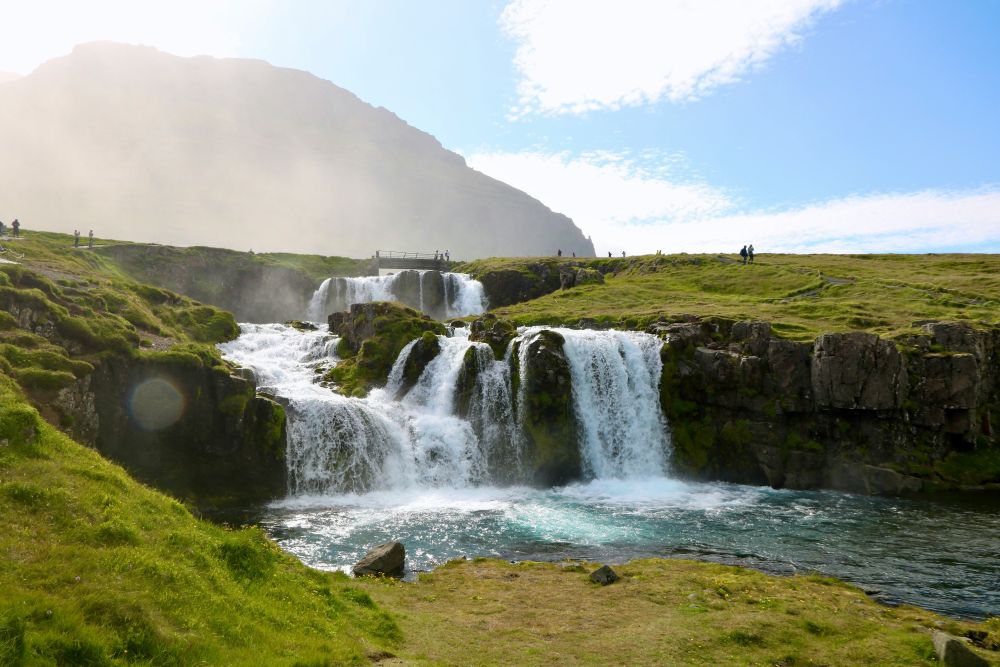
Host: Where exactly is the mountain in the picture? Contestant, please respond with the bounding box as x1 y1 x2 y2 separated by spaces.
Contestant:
0 42 594 259
0 71 20 84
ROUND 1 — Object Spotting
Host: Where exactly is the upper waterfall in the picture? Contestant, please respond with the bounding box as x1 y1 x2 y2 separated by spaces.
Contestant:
308 270 487 321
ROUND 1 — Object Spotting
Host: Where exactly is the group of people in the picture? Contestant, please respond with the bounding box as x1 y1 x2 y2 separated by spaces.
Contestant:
73 229 95 249
434 250 450 261
0 218 21 238
739 244 756 264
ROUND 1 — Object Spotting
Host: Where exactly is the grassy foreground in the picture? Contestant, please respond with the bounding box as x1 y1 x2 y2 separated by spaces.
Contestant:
463 254 1000 340
0 374 399 665
359 558 998 666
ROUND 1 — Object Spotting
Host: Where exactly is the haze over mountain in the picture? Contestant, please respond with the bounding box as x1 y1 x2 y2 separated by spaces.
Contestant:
0 42 594 259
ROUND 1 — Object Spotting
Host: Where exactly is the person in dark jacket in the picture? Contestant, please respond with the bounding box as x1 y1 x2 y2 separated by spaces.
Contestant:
739 245 748 264
11 219 20 238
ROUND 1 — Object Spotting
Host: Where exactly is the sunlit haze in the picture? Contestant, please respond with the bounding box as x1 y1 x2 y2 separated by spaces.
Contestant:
2 0 998 256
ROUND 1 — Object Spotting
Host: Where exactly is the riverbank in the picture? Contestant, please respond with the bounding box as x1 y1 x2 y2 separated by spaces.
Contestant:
354 557 998 666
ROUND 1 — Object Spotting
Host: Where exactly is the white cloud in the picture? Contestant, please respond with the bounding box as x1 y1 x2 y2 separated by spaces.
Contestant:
0 0 277 74
500 0 844 115
465 150 1000 255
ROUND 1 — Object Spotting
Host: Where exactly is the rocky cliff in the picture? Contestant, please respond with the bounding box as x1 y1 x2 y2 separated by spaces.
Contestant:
656 318 999 493
0 247 286 508
0 42 595 259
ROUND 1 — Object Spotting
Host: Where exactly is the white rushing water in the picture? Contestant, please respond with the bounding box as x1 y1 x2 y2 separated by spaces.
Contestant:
219 323 670 496
307 271 486 321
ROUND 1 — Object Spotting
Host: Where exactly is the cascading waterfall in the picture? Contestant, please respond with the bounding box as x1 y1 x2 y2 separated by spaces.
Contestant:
307 271 486 321
220 323 670 496
558 329 670 478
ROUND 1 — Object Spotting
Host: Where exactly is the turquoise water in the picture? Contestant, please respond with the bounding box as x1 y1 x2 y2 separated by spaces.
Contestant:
255 477 1000 620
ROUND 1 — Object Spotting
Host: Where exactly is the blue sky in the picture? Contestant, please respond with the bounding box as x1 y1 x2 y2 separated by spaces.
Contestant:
2 0 999 254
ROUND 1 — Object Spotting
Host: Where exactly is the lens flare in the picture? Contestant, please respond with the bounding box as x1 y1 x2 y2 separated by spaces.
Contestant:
129 378 185 431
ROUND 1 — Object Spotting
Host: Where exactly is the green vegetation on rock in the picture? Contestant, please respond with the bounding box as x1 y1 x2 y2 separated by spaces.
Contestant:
325 302 446 397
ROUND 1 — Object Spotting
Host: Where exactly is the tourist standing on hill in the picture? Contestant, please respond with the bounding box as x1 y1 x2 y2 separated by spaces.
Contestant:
74 230 80 247
11 219 19 238
0 221 5 237
622 250 626 258
748 244 755 264
88 230 94 249
557 249 562 257
740 245 748 264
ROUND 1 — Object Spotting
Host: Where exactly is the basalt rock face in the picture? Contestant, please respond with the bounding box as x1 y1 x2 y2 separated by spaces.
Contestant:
658 319 1000 494
516 330 580 486
58 354 287 508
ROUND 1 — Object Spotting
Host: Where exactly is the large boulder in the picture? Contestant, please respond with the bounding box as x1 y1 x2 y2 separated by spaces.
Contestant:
811 332 906 410
589 565 619 585
352 541 406 577
931 631 990 667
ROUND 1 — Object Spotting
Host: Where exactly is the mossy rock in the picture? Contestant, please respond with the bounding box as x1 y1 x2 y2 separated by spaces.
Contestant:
399 330 442 397
327 302 446 397
520 329 581 485
469 315 517 359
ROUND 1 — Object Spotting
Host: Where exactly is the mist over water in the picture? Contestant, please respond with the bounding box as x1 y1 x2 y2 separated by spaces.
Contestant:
220 323 1000 620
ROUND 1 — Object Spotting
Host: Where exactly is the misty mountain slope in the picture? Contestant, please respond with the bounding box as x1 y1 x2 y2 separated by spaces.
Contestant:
0 42 594 258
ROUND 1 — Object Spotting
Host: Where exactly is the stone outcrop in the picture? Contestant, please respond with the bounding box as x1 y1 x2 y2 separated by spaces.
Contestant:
353 541 406 577
932 631 990 667
469 314 517 359
658 318 1000 494
397 331 441 397
516 330 580 486
326 302 446 397
61 353 287 508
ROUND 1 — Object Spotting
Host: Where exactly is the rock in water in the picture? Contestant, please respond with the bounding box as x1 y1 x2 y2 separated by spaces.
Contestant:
589 565 619 585
353 542 406 577
932 631 989 667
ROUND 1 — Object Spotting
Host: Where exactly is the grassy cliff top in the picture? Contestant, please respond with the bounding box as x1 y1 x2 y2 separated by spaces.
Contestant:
461 253 1000 340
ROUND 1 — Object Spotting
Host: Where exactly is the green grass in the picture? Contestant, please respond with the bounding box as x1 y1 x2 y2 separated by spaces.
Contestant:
465 254 1000 340
0 374 398 665
357 558 998 666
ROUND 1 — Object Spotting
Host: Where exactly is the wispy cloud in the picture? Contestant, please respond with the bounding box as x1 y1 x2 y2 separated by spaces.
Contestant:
500 0 844 116
466 150 1000 254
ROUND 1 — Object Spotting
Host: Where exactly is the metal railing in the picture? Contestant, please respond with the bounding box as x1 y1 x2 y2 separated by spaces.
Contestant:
374 250 450 261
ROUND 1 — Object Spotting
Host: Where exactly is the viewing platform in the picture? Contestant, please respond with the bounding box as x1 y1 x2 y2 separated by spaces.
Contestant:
372 250 453 272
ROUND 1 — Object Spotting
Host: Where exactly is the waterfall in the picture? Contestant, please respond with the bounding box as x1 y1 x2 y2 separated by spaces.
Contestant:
219 323 670 497
557 329 670 478
307 271 487 321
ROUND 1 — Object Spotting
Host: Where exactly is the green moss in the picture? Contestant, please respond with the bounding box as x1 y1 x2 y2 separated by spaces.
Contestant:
13 367 76 391
327 303 446 397
720 420 752 447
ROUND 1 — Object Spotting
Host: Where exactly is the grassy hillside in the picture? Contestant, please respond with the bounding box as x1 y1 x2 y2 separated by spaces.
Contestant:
461 254 1000 340
0 374 398 665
